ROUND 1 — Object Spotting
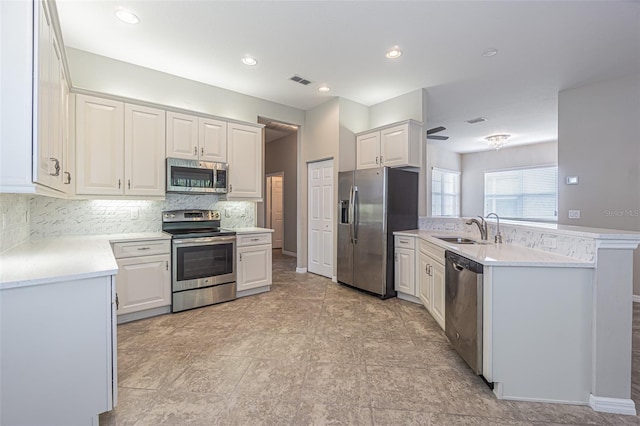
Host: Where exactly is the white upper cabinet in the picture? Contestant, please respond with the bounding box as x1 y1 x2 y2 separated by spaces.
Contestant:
76 94 165 197
75 95 125 196
34 1 68 192
124 104 166 197
356 132 381 169
356 120 422 170
166 112 198 160
199 118 227 162
166 113 227 162
227 122 263 200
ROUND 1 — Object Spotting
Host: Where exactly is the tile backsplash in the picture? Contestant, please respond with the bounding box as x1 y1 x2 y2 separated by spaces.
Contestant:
0 194 31 252
29 194 256 239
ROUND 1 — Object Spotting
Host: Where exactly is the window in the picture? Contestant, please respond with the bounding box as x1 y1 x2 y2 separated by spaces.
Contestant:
432 168 460 217
484 166 558 221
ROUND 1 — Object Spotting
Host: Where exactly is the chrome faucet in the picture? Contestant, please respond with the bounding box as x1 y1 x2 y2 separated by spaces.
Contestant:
465 216 488 240
486 212 503 244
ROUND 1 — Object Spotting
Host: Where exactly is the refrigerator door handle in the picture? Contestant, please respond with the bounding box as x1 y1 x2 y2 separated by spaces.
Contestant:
352 186 358 243
348 185 354 243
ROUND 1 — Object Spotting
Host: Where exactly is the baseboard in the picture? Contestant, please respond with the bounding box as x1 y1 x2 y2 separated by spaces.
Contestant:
117 305 171 324
589 394 637 416
331 276 337 283
633 295 640 303
296 267 307 273
282 250 296 257
397 292 422 305
236 286 270 298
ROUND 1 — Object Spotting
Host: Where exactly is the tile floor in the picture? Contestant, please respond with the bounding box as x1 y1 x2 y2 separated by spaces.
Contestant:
101 251 640 425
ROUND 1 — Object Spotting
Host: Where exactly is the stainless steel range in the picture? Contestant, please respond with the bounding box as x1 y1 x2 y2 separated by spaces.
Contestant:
162 210 236 312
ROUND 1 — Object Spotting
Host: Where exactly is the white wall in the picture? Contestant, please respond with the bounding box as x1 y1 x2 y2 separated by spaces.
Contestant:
369 89 424 128
300 99 340 271
558 73 640 294
460 141 558 216
338 98 369 172
66 48 305 127
425 144 462 216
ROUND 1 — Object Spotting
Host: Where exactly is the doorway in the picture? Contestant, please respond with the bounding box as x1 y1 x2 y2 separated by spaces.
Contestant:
307 159 333 278
266 173 284 249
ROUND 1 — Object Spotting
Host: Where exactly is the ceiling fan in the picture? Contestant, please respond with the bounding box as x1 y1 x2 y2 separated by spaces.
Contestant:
426 126 449 141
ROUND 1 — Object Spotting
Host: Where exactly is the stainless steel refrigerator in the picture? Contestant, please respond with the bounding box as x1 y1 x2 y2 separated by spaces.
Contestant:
337 167 418 298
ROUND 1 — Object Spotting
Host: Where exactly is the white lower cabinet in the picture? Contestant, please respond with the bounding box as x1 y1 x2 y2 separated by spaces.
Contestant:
418 240 446 329
394 236 416 297
236 232 272 296
112 239 171 322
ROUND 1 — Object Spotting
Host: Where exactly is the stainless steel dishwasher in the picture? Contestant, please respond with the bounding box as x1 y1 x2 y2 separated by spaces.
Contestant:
445 250 484 375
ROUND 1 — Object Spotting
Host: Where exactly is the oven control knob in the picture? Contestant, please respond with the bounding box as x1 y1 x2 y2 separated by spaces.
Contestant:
171 214 176 218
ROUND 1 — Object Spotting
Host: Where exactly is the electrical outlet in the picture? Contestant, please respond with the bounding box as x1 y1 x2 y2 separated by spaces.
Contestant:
568 210 581 219
130 207 139 220
543 237 557 249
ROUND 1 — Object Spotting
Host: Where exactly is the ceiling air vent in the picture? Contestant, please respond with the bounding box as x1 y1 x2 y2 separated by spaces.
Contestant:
289 75 312 86
465 117 488 124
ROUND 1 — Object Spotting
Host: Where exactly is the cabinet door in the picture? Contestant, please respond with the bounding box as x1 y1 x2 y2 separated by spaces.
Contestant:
356 132 380 170
430 260 446 329
237 244 272 291
417 252 432 311
199 118 227 162
60 66 72 193
394 247 415 295
380 123 409 168
166 112 198 159
227 123 263 199
124 104 166 197
75 95 124 195
115 254 171 315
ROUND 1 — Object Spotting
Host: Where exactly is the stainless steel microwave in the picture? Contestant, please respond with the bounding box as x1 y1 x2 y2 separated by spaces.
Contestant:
166 158 228 194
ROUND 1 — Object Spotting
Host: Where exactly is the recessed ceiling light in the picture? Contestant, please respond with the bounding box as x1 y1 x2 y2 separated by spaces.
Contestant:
318 86 331 93
115 8 139 24
242 56 257 66
385 46 402 59
482 48 498 57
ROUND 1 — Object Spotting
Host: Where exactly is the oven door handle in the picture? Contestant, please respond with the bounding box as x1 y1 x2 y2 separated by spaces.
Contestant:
173 236 237 246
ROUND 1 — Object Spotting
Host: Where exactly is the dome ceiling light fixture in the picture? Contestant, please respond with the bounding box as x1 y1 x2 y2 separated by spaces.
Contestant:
115 8 140 24
485 134 511 150
482 48 498 57
385 46 402 59
242 56 258 66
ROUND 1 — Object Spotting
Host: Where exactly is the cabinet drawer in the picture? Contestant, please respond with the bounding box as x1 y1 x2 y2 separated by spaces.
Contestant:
237 233 272 247
419 240 445 264
112 239 171 259
395 236 415 249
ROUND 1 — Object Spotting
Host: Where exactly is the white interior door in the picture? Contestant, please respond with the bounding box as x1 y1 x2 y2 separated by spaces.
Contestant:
271 176 284 249
308 160 333 278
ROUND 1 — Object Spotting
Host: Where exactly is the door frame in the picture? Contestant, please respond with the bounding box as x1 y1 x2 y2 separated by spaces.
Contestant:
265 171 284 252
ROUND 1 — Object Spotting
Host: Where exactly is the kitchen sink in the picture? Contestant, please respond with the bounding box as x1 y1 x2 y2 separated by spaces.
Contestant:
435 236 479 244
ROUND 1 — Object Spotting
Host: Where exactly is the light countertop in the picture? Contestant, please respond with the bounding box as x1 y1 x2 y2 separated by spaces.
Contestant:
394 230 595 268
0 232 169 290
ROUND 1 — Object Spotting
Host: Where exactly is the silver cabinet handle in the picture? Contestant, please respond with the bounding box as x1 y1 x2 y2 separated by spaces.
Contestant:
137 247 151 251
49 158 60 176
193 146 198 156
399 239 408 244
165 260 169 271
115 293 119 310
375 156 379 165
201 147 204 156
250 238 259 241
426 265 429 274
128 179 131 189
380 155 383 164
63 171 71 184
118 179 121 189
239 253 242 261
229 184 233 192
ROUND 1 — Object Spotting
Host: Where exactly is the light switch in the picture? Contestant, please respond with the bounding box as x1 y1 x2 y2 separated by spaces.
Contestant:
566 176 579 185
568 210 581 219
130 207 139 220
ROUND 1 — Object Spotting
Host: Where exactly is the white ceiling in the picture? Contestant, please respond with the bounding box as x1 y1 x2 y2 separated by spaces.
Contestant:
56 0 640 153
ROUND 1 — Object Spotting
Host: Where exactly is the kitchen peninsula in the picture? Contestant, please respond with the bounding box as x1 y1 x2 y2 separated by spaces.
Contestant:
395 218 640 415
